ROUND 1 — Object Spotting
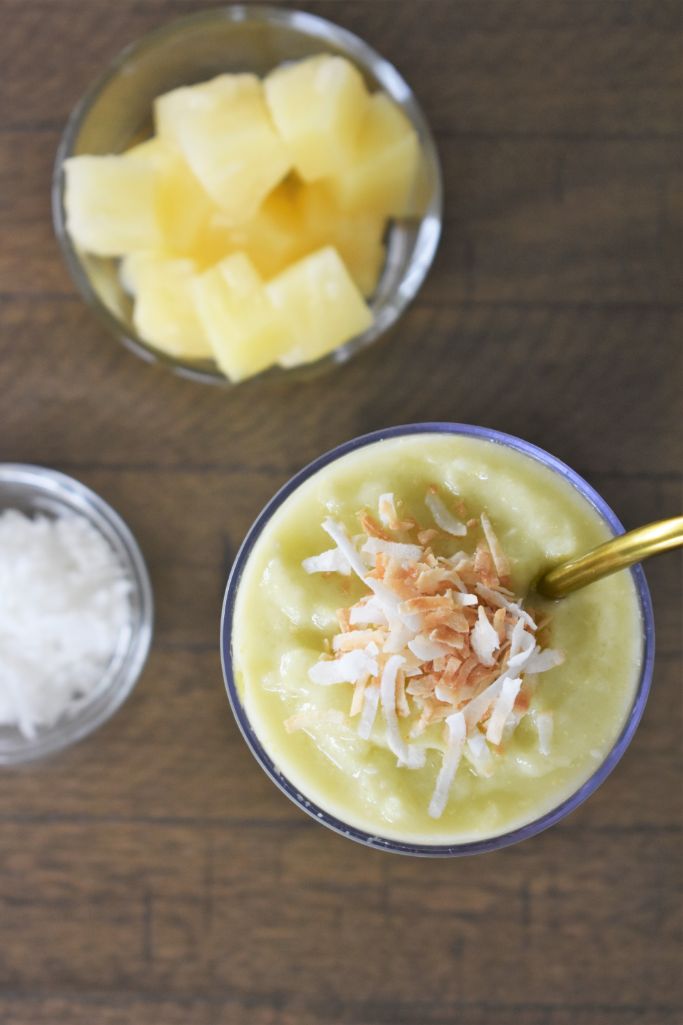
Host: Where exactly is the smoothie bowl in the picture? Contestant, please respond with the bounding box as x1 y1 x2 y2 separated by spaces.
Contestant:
220 425 654 855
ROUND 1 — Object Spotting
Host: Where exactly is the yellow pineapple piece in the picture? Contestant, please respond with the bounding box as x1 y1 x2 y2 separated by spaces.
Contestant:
154 74 291 224
63 154 163 255
329 92 419 216
264 55 369 182
125 137 215 255
192 253 292 382
297 182 386 297
125 254 213 361
201 179 304 279
266 246 373 367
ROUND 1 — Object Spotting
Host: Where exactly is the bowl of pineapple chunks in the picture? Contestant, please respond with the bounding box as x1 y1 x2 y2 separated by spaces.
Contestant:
52 6 442 386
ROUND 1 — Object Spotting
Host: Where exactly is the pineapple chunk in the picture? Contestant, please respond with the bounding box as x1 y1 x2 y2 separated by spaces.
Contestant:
329 92 419 216
266 246 373 368
125 137 215 255
64 155 163 255
193 253 291 382
154 74 291 224
264 55 369 182
207 179 305 279
297 182 386 297
126 254 213 361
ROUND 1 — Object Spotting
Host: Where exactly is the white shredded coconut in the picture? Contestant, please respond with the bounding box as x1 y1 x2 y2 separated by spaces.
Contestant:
471 606 500 666
531 709 554 755
425 490 467 536
486 677 522 746
464 730 494 778
302 548 351 575
357 682 381 739
380 655 425 769
308 648 378 685
378 493 398 528
525 649 565 674
0 509 133 739
361 537 423 564
475 583 537 631
349 596 388 627
428 711 466 818
408 634 451 661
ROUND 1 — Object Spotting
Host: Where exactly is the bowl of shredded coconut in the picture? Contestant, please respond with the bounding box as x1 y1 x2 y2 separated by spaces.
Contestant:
0 464 153 764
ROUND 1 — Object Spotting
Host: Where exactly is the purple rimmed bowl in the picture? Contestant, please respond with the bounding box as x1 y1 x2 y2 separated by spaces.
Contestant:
220 423 655 856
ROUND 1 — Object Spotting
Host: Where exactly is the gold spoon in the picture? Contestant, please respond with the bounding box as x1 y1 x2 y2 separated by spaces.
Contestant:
536 515 683 599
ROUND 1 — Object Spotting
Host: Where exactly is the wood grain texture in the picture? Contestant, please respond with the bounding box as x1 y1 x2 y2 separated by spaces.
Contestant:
0 1 681 1023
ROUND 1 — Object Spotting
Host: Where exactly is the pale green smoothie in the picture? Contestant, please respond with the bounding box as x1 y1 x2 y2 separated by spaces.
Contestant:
231 434 643 844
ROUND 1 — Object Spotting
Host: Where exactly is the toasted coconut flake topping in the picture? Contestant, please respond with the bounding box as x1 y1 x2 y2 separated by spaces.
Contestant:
486 676 522 746
349 596 388 627
464 730 495 778
378 493 415 532
302 548 352 576
428 712 466 818
308 648 378 685
471 606 500 667
480 512 511 580
300 491 563 817
425 487 467 537
526 648 565 674
361 538 423 564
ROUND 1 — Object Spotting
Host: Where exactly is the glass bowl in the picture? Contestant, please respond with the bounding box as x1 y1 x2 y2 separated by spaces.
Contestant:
220 423 655 856
52 5 443 387
0 465 154 765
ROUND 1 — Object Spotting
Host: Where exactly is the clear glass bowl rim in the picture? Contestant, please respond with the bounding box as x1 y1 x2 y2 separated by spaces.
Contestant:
220 422 655 857
0 463 154 765
51 3 443 387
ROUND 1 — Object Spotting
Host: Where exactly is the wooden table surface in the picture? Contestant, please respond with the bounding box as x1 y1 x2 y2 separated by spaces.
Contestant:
1 1 681 1023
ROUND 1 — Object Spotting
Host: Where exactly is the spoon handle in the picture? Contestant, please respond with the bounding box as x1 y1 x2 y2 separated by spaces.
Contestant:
537 515 683 599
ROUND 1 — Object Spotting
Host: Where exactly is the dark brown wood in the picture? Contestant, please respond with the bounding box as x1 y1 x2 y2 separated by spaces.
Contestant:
0 2 681 1023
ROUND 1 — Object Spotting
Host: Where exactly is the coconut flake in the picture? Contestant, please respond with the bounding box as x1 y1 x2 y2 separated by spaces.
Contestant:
378 492 397 527
462 674 507 731
464 729 495 778
506 621 537 673
480 512 511 579
428 711 466 818
476 583 537 631
357 682 381 738
348 596 388 627
525 648 565 674
302 547 351 575
0 510 133 738
485 677 522 746
471 606 500 667
321 518 367 579
531 709 554 755
333 629 385 652
308 648 378 685
426 489 467 537
380 655 425 768
377 493 413 531
408 634 452 661
384 616 416 654
361 538 423 565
